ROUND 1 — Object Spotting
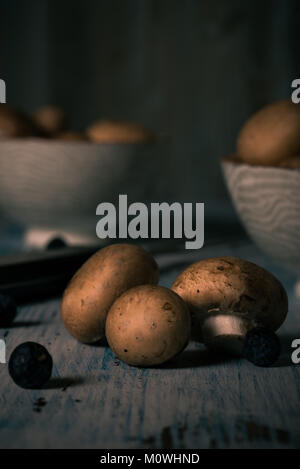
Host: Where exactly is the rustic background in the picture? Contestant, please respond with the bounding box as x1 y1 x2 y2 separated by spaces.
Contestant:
1 1 300 449
1 0 299 203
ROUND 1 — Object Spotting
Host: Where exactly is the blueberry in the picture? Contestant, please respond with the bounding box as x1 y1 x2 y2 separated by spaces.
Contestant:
243 327 281 367
8 342 53 389
0 293 17 328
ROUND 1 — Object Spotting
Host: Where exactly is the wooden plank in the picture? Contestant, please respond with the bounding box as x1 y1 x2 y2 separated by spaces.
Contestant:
0 241 299 448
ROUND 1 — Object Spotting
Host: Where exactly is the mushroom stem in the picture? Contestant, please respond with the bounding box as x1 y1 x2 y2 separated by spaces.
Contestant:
202 314 251 356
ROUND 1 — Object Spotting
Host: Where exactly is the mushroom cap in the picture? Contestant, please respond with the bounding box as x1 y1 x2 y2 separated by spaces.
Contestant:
237 100 300 166
61 243 159 343
0 105 39 138
33 106 67 136
86 119 155 143
171 256 288 340
106 284 191 367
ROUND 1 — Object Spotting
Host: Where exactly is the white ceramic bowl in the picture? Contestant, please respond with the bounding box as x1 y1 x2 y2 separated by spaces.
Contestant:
0 139 169 243
222 159 300 276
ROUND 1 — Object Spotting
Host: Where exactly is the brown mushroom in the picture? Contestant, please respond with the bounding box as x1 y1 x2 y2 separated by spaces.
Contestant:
33 106 67 136
237 100 300 166
172 256 288 366
86 119 155 144
0 105 39 139
61 244 159 343
106 285 191 366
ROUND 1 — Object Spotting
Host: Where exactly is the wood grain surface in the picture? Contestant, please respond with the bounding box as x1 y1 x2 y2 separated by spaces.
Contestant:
0 239 299 449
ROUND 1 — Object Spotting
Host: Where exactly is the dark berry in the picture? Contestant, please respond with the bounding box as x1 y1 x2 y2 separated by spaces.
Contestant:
46 237 67 250
0 293 17 327
243 327 281 367
8 342 53 389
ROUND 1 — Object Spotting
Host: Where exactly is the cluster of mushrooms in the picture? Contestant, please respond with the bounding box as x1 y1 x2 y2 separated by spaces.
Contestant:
0 104 155 143
61 244 288 367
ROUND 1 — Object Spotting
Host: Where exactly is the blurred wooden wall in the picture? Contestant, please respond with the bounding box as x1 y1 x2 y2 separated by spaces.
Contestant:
0 0 299 203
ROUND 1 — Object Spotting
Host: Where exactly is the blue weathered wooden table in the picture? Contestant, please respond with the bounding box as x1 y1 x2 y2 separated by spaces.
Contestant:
0 232 299 449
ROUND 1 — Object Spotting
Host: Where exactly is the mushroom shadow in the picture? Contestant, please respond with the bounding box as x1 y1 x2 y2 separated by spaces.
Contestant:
164 333 298 369
7 320 45 328
88 337 109 348
153 348 237 370
42 376 85 390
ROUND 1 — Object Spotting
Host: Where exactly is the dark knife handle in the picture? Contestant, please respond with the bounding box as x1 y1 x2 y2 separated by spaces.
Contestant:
0 245 99 303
